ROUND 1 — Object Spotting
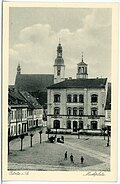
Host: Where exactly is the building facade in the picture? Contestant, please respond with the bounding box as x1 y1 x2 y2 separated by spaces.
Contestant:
8 88 28 137
47 78 107 133
19 91 43 129
105 83 111 130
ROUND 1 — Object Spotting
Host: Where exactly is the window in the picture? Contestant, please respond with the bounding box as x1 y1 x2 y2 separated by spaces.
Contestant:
67 120 71 129
67 95 72 103
11 111 13 120
14 125 16 135
54 107 60 115
79 121 83 129
22 110 24 118
79 94 84 103
57 69 60 76
73 107 77 116
25 110 27 118
53 120 60 129
11 126 13 135
91 94 98 103
91 121 97 130
73 94 77 103
67 107 71 115
91 107 98 116
18 124 21 134
79 107 84 116
54 94 60 103
23 124 26 132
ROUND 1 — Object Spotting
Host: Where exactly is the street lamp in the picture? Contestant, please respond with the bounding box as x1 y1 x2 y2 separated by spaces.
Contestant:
30 133 34 147
56 128 58 138
102 127 107 140
39 130 42 144
77 128 80 139
47 128 51 139
20 134 24 151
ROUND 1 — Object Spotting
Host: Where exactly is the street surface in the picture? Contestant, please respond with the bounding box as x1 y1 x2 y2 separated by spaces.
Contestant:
8 127 110 171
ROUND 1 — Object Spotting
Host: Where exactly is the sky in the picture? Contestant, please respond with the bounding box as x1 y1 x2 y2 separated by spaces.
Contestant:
9 7 112 84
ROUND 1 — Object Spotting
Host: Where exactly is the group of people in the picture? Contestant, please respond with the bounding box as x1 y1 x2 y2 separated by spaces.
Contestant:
64 151 84 164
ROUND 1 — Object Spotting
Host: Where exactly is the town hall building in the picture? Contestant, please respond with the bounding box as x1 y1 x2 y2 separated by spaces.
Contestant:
47 43 108 133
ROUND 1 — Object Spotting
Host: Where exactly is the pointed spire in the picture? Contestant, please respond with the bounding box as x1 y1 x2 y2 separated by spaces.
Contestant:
57 41 62 57
17 63 21 75
81 52 84 62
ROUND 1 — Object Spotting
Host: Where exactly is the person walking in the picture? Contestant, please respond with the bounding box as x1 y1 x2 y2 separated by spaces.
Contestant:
70 153 74 163
64 151 67 160
81 156 84 164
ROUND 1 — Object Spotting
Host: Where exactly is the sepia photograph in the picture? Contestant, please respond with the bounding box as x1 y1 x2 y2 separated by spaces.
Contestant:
2 2 118 182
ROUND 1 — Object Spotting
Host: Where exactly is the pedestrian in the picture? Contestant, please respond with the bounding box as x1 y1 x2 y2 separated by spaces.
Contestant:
70 153 74 163
81 156 84 164
64 151 67 160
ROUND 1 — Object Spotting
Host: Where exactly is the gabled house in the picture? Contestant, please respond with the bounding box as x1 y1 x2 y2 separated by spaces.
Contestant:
8 87 28 137
19 91 43 130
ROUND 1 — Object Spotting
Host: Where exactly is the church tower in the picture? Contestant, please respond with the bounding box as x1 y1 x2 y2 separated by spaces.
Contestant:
54 43 65 84
17 63 21 75
76 54 88 79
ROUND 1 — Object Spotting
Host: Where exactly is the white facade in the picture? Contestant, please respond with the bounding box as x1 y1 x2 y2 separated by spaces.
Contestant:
47 86 107 132
10 105 28 136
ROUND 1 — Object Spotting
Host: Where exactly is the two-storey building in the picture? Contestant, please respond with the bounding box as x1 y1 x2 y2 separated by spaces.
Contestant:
47 78 107 132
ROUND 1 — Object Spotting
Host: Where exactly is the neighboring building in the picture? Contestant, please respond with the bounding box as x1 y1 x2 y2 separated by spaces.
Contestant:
47 50 108 133
15 66 54 106
105 83 111 130
19 91 43 129
8 105 11 136
8 87 28 137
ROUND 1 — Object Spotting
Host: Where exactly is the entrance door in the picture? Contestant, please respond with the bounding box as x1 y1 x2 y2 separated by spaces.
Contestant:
73 121 77 132
79 121 83 129
53 120 60 129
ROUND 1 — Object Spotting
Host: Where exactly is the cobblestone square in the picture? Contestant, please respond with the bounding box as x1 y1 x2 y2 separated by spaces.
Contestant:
8 130 110 171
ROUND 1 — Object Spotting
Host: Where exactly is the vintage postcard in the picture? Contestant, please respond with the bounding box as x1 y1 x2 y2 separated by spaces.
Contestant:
2 2 118 182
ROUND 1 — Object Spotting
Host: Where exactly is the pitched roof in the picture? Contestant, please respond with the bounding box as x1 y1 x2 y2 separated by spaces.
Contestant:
19 91 42 109
47 78 107 89
77 60 87 66
105 83 111 110
15 74 54 92
8 87 27 106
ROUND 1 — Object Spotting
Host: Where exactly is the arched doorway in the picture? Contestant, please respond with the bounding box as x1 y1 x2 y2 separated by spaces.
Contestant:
73 121 77 132
53 120 60 129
